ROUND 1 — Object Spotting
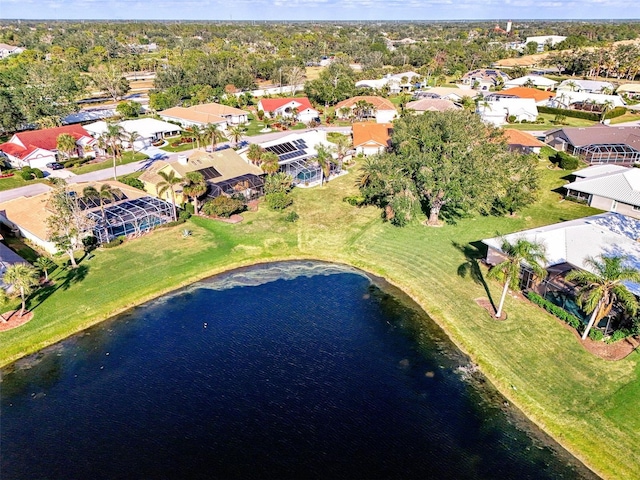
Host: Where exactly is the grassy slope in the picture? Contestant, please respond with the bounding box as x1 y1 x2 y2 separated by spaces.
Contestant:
0 162 637 479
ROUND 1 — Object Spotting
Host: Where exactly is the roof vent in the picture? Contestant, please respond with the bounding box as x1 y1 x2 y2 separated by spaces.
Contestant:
178 154 188 165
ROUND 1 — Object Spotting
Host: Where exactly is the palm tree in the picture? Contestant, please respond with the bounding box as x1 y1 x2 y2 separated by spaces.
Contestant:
338 106 351 121
488 238 548 319
331 134 351 171
126 131 141 156
227 125 246 147
204 123 226 152
182 171 207 213
566 255 640 340
83 183 123 219
3 263 40 317
314 143 336 186
56 133 78 161
157 170 182 221
260 152 280 175
247 143 264 165
105 122 125 180
599 100 614 124
34 256 57 283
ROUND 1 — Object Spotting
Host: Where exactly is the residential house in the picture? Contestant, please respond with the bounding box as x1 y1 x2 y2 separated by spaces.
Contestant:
544 125 640 164
503 129 546 154
461 69 511 91
477 98 538 126
563 166 640 218
256 97 319 124
254 130 335 185
140 149 264 203
85 118 181 148
0 43 24 59
523 35 567 52
486 87 555 105
406 98 461 113
503 75 557 90
356 71 422 94
551 90 626 111
159 103 250 128
557 79 615 94
616 84 640 100
415 87 476 103
352 122 392 156
483 212 640 298
0 125 96 170
334 96 397 124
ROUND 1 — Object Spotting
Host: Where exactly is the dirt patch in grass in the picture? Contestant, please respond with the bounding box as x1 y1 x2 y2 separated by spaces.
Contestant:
0 311 34 332
475 297 507 320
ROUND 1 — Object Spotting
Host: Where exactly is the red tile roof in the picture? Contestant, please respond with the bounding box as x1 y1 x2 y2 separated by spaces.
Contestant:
0 125 92 160
335 96 396 111
352 122 392 148
499 87 555 103
503 129 545 148
258 97 315 112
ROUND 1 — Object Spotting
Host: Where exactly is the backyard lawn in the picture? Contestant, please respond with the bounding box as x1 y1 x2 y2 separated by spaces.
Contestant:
0 160 637 479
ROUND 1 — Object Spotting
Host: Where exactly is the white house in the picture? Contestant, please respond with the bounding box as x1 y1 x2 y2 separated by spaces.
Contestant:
477 98 538 126
557 79 615 94
524 35 567 52
551 91 626 109
257 97 319 124
85 118 182 148
334 96 397 124
356 71 422 94
503 75 557 90
0 43 24 59
0 125 96 170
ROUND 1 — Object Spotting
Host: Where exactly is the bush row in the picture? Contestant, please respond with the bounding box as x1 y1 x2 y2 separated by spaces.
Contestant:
538 106 627 122
63 156 94 169
526 291 583 331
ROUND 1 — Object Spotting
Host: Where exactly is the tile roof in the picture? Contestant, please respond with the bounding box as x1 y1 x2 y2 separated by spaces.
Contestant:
334 96 397 111
258 97 315 112
352 122 392 148
406 98 460 112
0 125 92 159
191 103 250 116
159 106 227 125
502 129 545 148
495 86 555 103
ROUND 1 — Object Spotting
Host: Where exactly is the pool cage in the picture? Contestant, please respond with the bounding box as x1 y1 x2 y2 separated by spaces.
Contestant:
87 197 174 244
205 174 265 200
571 143 640 164
281 158 341 185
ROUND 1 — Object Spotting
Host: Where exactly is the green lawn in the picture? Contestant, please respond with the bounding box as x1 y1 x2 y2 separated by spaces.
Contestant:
506 113 597 131
160 137 196 152
69 152 148 176
0 174 48 192
0 160 637 479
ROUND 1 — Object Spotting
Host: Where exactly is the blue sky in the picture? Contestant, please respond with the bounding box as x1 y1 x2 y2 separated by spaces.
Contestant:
1 0 639 21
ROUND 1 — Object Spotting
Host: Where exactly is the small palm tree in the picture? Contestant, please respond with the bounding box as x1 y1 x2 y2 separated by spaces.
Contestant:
105 122 125 180
182 171 207 213
83 183 123 219
227 125 246 147
488 238 548 319
157 170 182 221
566 255 640 340
126 131 141 156
204 123 226 152
56 133 78 161
599 100 614 124
3 263 40 317
247 143 264 165
34 256 57 283
260 152 280 175
314 143 336 186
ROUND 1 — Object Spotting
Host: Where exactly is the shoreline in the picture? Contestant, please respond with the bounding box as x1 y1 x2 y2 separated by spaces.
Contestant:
1 255 601 478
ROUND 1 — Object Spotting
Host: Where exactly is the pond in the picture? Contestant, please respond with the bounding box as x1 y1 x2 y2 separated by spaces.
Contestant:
0 262 597 479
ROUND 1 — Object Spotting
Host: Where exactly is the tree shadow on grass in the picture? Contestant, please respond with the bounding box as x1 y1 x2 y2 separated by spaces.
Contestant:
27 265 90 313
452 240 496 311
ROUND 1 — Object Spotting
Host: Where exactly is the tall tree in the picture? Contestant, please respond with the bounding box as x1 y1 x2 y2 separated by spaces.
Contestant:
3 263 40 317
157 170 182 221
314 143 335 185
566 256 640 340
488 238 548 319
182 171 207 213
104 122 125 180
226 125 246 146
91 64 131 101
204 123 226 152
46 182 96 268
56 133 78 161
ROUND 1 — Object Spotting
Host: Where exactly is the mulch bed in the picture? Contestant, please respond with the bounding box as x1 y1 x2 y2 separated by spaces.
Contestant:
475 298 507 320
0 311 34 332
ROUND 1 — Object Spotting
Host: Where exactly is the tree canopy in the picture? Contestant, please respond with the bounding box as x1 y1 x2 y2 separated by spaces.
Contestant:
358 110 539 226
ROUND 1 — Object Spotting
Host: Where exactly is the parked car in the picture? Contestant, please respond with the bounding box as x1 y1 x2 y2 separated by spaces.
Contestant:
46 162 64 170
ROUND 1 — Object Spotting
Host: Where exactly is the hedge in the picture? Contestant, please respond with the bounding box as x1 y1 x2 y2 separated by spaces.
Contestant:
538 106 627 122
526 291 583 331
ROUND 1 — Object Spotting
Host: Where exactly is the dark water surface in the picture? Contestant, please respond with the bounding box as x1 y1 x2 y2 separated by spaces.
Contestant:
0 262 597 480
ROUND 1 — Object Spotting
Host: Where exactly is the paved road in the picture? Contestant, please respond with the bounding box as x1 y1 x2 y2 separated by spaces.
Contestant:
1 127 353 200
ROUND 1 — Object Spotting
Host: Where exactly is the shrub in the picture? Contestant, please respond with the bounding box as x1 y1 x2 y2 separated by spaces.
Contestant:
82 236 98 251
202 196 246 217
265 192 293 211
589 329 604 341
551 151 581 170
283 210 299 223
102 237 124 248
20 167 44 180
606 328 632 344
343 195 366 207
507 115 517 123
539 106 600 121
178 209 192 221
264 172 293 195
120 177 145 190
526 292 583 330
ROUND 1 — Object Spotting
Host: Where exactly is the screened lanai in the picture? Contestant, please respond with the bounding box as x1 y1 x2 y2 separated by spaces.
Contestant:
87 196 174 243
206 173 265 200
573 143 640 164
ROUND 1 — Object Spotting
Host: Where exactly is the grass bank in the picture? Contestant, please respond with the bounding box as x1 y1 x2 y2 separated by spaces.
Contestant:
0 161 637 479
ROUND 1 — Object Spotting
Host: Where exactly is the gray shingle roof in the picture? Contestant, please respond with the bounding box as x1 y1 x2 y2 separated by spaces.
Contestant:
555 125 640 148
